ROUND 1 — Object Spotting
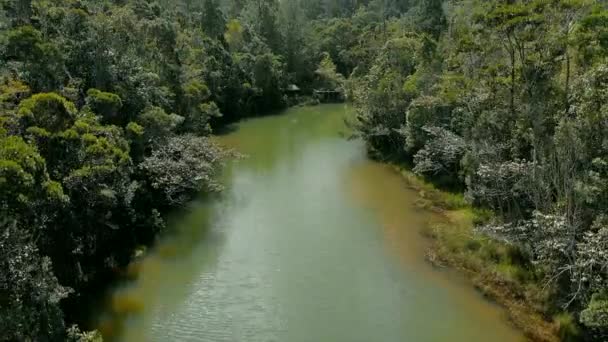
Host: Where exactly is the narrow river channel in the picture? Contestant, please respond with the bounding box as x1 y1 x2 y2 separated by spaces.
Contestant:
98 104 524 341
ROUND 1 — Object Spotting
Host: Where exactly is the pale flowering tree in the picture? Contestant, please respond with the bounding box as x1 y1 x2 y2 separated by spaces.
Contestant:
139 135 225 206
0 220 71 341
575 224 608 298
576 225 608 338
413 126 467 178
479 211 573 271
480 212 608 312
580 292 608 337
467 159 538 218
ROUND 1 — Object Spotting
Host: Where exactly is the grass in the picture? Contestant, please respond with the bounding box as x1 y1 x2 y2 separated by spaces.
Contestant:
393 165 571 342
553 312 580 342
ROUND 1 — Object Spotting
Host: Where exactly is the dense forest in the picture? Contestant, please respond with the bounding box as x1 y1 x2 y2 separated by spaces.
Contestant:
348 1 608 340
1 0 607 341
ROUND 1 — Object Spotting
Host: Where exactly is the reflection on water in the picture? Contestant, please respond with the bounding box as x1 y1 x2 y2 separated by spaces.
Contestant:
97 104 523 342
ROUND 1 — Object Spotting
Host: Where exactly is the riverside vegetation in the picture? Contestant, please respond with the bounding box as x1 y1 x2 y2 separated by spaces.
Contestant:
0 0 607 341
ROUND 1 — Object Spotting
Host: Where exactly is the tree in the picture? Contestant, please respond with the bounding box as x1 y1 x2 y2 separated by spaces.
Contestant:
225 19 244 51
252 53 286 111
412 126 467 180
85 89 123 125
202 0 226 39
18 93 76 133
136 106 183 146
0 0 32 26
139 135 224 206
352 36 421 158
242 0 282 52
2 25 64 91
0 135 67 218
580 292 608 339
0 220 70 341
315 52 345 90
418 0 446 38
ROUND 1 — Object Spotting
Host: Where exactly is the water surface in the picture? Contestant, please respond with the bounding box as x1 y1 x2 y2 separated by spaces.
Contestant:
99 104 523 342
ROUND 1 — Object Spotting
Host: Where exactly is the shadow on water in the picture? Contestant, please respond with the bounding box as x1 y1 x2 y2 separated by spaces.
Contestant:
94 195 228 340
212 123 240 136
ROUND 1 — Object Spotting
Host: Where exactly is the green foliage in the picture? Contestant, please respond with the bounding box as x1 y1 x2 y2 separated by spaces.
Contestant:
0 220 70 341
416 0 447 37
581 292 608 330
3 0 607 339
183 81 210 104
574 6 608 65
0 135 66 212
0 78 31 109
137 106 183 143
3 25 43 60
225 19 244 50
85 89 123 124
0 0 322 338
252 53 287 111
315 53 345 90
181 81 221 134
553 312 580 342
202 0 226 39
2 25 64 91
18 93 76 132
352 35 422 158
66 325 104 342
405 96 452 153
126 121 144 138
349 0 608 336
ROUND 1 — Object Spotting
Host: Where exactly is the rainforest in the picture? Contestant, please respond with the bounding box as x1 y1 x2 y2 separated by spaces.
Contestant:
1 0 607 341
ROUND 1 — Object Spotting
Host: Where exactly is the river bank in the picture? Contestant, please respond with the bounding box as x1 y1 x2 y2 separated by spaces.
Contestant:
391 166 577 342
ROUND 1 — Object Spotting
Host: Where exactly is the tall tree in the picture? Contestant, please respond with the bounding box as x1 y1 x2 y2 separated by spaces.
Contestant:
202 0 226 39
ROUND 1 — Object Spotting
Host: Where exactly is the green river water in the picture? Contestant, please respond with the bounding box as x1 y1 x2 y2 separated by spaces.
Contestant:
98 104 524 342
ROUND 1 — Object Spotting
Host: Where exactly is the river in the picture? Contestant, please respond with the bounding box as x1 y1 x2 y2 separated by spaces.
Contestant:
97 104 523 341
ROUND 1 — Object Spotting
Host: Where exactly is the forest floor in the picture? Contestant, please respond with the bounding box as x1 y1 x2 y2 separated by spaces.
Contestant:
393 166 571 342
